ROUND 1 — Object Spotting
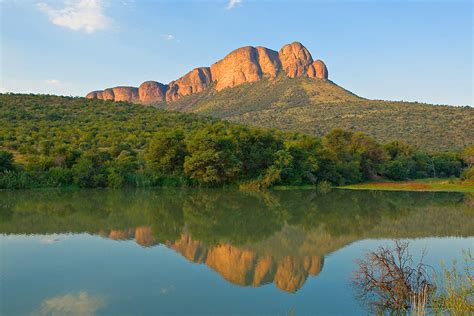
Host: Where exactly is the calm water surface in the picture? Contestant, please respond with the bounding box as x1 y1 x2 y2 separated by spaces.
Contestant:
1 189 473 315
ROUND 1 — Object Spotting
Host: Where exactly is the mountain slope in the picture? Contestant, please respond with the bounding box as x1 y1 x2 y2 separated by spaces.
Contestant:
83 40 472 151
163 76 473 151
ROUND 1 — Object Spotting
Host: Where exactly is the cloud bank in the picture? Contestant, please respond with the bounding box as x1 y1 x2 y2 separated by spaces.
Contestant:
37 0 112 33
226 0 242 10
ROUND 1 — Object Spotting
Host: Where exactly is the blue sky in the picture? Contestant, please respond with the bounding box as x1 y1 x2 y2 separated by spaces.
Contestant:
1 0 472 106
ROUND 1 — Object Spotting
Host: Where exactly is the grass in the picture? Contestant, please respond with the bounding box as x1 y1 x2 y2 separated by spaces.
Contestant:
165 76 474 151
431 250 473 314
339 178 474 193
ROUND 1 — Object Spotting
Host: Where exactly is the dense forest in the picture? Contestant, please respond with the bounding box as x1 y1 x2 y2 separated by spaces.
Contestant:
0 93 472 190
166 76 474 151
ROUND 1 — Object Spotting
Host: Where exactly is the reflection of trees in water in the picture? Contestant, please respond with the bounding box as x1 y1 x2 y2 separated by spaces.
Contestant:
0 189 471 238
0 189 472 292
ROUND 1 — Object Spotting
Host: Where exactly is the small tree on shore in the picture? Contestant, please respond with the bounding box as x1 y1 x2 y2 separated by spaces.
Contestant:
352 240 434 313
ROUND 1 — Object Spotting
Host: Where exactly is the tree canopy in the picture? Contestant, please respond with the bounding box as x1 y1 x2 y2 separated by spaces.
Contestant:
0 93 469 189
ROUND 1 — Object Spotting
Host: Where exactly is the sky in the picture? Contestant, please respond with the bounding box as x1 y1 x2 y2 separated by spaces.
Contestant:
0 0 472 106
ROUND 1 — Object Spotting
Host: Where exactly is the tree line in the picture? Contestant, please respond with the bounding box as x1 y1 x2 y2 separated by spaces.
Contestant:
0 94 472 189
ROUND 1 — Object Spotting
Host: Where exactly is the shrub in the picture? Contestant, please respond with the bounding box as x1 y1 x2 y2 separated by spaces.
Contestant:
461 167 474 181
0 150 15 172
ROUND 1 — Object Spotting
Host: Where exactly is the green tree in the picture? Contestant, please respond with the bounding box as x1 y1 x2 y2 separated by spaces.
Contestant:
146 128 186 173
384 140 413 160
283 135 321 184
351 133 387 179
231 126 283 179
462 145 474 168
0 150 15 173
72 151 109 188
184 123 242 185
384 156 416 180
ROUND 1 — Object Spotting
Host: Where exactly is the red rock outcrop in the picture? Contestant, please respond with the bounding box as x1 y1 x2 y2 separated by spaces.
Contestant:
307 60 328 80
210 46 263 91
138 81 168 104
256 46 281 78
112 86 139 102
166 67 212 101
279 42 314 78
86 91 103 99
86 41 329 102
102 88 115 101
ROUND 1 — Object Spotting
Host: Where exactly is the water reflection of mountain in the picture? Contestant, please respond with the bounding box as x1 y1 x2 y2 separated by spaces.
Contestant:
1 189 473 293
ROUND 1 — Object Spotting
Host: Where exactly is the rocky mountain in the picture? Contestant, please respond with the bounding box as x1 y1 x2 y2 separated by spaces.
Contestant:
165 76 473 150
84 41 473 150
86 41 328 103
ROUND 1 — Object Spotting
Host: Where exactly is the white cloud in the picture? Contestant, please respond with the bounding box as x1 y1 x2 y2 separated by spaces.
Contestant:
161 34 175 41
39 291 106 315
160 34 180 43
37 0 112 33
45 79 61 85
226 0 242 10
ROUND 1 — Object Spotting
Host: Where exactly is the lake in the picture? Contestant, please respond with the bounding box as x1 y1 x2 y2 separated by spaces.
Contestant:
1 188 473 315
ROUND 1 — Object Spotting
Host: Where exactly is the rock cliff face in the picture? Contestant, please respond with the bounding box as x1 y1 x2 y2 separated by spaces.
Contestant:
86 86 139 103
307 60 328 80
86 41 328 103
166 67 213 101
256 46 281 78
211 46 262 91
138 81 168 104
279 42 314 78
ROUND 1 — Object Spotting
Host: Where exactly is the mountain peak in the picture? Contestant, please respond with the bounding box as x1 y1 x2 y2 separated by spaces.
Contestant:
86 42 328 104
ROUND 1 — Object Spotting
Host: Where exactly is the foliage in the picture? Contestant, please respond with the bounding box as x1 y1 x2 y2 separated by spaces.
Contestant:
183 123 242 185
0 150 15 172
461 167 474 181
432 250 474 315
0 93 469 189
462 145 474 167
166 76 474 151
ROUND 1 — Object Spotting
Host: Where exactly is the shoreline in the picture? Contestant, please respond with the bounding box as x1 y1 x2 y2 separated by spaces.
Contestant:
338 178 474 193
1 178 473 193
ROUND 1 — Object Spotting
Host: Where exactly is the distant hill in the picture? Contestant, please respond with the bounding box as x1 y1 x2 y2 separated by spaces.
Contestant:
83 41 473 151
164 76 473 151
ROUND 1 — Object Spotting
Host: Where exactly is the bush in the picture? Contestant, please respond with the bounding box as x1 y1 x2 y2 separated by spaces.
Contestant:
461 167 474 181
45 167 73 187
0 150 15 172
0 171 32 189
0 94 471 190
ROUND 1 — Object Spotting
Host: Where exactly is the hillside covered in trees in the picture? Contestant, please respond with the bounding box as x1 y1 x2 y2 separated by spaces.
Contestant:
164 76 474 151
0 94 471 190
